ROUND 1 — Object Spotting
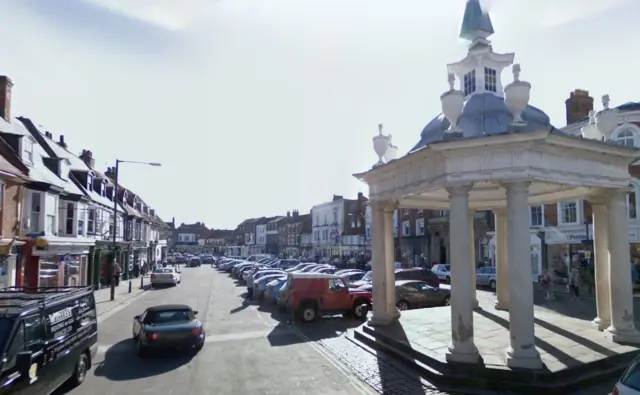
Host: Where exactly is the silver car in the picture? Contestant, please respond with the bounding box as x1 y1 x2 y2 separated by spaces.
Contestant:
431 264 451 283
151 267 181 287
475 266 496 289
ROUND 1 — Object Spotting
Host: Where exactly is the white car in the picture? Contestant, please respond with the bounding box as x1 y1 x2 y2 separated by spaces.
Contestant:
431 264 451 283
612 356 640 394
151 267 181 287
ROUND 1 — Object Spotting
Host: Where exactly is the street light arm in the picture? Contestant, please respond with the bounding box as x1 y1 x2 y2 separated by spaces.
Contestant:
117 159 162 166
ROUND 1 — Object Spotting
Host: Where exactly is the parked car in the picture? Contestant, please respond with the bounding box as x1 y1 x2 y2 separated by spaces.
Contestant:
611 354 640 394
476 266 497 289
353 268 440 289
283 272 372 323
187 258 201 268
431 264 451 283
394 280 451 310
265 277 288 304
0 286 98 394
254 274 288 300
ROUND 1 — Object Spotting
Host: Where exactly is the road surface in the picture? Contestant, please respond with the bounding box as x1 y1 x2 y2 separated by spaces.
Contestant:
58 266 372 395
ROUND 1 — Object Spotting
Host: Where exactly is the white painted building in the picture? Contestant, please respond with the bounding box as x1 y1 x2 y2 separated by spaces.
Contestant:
256 223 267 248
311 196 345 258
355 0 640 370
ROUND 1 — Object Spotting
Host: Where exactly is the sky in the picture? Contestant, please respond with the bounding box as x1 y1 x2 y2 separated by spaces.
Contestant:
0 0 637 229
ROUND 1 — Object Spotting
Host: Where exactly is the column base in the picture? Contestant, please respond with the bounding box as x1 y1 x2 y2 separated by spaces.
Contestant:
506 347 542 369
445 342 480 364
494 300 509 311
606 326 640 343
592 317 610 332
368 313 399 327
472 299 480 309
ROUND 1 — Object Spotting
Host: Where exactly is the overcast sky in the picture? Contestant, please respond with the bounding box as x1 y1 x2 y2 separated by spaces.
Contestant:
0 0 636 228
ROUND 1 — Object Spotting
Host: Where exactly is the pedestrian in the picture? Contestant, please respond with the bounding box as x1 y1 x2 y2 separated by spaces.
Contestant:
568 267 580 300
114 262 122 287
541 269 554 300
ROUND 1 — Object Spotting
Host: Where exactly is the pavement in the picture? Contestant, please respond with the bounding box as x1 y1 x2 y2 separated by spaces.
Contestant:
94 275 152 322
51 267 620 395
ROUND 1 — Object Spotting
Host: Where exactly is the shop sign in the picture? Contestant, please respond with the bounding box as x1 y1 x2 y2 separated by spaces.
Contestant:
0 245 11 255
545 226 593 244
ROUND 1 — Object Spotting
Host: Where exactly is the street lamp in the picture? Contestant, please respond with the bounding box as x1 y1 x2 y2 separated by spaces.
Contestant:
110 159 162 301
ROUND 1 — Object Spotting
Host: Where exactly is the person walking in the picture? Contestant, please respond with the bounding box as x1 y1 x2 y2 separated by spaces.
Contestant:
114 262 122 287
541 269 554 300
568 267 580 301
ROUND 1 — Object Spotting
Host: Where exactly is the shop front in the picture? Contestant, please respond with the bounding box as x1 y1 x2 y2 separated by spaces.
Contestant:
21 237 95 288
544 225 594 276
488 231 542 283
0 239 24 288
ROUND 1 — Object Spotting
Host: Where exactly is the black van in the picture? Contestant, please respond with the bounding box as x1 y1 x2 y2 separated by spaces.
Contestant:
0 286 98 394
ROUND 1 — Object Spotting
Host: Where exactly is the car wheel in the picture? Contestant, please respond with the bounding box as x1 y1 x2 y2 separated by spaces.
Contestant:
396 300 410 311
445 276 451 284
352 302 370 320
443 295 451 306
69 352 89 387
489 280 496 290
299 304 317 323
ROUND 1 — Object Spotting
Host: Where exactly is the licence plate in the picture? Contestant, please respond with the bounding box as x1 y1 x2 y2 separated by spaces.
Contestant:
165 333 188 340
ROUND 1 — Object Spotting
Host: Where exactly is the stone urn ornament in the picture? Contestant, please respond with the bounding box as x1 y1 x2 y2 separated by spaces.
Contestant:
373 123 390 166
384 134 398 162
580 110 599 140
504 64 531 126
595 94 618 140
441 72 464 133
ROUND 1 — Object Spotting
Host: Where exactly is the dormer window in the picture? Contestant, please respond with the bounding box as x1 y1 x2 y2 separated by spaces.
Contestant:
616 129 636 147
463 69 476 96
484 67 497 92
23 139 34 164
101 182 106 197
87 175 94 191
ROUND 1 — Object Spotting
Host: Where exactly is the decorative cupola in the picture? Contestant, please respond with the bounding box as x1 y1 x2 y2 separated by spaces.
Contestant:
447 0 514 98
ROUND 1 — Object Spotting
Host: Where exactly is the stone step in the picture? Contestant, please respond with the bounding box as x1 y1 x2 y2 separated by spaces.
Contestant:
352 324 635 395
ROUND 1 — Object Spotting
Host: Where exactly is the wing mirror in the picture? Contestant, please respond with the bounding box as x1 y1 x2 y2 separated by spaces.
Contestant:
16 351 33 380
134 315 141 321
193 310 199 315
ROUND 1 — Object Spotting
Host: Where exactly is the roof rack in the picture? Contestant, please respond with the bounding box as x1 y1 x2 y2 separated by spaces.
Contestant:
0 286 93 311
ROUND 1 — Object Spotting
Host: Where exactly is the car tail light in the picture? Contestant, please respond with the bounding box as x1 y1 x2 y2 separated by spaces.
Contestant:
611 386 619 395
151 274 156 279
146 332 159 340
192 328 201 336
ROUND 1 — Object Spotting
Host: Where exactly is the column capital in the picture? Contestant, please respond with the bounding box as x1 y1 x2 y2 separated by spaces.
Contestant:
503 181 530 194
446 184 472 198
589 187 630 205
492 207 507 215
370 199 398 212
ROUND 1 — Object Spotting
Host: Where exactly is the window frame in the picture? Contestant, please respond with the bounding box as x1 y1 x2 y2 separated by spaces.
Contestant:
30 192 42 233
530 205 545 227
558 200 580 225
463 69 476 96
416 218 425 236
484 67 497 92
402 220 410 236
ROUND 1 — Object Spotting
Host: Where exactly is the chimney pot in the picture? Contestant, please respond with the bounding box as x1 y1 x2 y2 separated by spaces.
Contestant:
58 135 67 149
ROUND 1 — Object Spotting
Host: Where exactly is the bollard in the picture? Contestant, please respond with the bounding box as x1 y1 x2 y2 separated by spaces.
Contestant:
140 275 144 289
128 280 132 293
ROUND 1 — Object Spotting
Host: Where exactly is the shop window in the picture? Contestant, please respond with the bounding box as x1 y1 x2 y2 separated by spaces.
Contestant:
416 218 425 236
530 206 544 227
559 201 578 224
39 260 60 287
88 208 95 233
30 192 41 233
63 255 81 286
66 202 75 235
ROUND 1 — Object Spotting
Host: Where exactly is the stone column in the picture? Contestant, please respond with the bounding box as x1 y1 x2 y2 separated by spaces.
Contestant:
494 208 509 311
384 206 401 321
369 201 393 326
505 181 541 369
591 201 610 331
606 190 640 342
445 185 479 363
468 212 479 308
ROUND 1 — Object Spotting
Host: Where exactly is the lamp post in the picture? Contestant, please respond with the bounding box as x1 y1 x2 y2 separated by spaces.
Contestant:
110 159 161 301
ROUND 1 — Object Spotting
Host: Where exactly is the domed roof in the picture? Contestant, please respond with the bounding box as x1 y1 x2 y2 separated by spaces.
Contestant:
410 93 555 152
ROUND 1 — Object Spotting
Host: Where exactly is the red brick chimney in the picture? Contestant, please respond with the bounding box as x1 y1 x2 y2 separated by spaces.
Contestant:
58 135 67 149
0 76 13 123
80 149 95 169
565 89 594 125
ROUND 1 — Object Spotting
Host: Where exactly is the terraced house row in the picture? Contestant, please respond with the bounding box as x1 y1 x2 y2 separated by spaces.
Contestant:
0 75 170 289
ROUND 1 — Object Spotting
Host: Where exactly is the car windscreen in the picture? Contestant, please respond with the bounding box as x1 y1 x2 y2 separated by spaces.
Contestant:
155 269 173 274
443 265 450 271
362 271 372 281
146 309 194 325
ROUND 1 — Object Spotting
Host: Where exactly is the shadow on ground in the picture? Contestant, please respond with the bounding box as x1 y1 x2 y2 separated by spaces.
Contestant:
92 339 196 381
